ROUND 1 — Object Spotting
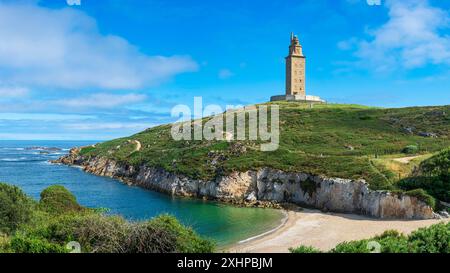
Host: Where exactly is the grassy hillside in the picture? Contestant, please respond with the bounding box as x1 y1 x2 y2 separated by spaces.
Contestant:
80 103 450 191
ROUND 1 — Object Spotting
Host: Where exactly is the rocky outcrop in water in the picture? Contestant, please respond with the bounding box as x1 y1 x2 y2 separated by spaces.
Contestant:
54 149 437 219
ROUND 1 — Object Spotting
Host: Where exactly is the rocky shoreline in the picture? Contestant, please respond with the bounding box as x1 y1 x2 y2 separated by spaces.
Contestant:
53 147 440 220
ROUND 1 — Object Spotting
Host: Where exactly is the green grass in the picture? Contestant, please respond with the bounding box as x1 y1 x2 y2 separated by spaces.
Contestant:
80 103 450 191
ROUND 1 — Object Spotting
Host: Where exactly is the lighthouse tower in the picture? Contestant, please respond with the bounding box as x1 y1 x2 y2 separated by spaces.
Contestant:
286 33 306 96
271 33 324 103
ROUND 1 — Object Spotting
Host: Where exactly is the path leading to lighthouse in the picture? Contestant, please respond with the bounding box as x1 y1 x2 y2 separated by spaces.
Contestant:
228 209 448 253
131 140 142 153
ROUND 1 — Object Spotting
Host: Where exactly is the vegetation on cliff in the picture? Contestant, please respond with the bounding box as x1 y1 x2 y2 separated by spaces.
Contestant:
77 103 450 201
398 148 450 207
0 183 214 253
290 222 450 253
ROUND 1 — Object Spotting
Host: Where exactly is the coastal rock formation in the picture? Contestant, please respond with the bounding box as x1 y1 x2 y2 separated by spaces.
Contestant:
54 149 436 220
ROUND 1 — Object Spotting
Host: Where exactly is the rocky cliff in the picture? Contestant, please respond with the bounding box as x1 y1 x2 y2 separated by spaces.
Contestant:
55 148 437 220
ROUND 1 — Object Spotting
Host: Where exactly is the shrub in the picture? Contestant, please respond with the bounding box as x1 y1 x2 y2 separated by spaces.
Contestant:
72 214 128 253
39 185 82 214
125 221 178 253
400 147 450 203
398 176 450 203
372 230 411 253
404 189 436 209
148 215 215 253
289 245 322 253
24 211 95 246
0 183 34 234
331 240 370 253
419 148 450 178
373 230 402 239
9 234 67 253
402 145 419 154
408 222 450 253
12 212 127 253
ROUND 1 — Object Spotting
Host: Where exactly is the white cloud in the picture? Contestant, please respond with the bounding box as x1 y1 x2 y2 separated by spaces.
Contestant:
0 2 198 90
0 86 29 98
56 93 147 108
340 0 450 72
218 69 234 79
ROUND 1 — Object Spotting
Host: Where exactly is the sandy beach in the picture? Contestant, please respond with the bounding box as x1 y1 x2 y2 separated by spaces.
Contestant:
228 209 448 253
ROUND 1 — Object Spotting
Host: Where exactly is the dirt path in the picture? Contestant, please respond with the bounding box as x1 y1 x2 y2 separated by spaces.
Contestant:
228 209 448 253
131 140 142 152
393 155 421 164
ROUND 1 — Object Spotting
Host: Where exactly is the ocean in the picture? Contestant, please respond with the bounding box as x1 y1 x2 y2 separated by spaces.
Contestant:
0 140 283 247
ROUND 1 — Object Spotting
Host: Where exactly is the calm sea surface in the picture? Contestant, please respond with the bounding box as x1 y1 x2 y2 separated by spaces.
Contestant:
0 140 283 247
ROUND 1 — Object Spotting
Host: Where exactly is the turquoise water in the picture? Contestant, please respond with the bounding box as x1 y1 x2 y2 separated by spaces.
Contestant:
0 140 283 247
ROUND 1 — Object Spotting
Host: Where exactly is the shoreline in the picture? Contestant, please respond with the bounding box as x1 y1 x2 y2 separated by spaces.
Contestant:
238 210 289 244
228 208 449 253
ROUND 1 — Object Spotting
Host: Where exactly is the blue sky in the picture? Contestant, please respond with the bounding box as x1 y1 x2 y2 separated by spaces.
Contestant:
0 0 449 140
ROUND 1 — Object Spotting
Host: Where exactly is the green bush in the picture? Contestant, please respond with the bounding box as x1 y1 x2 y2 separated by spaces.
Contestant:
402 145 419 154
371 230 411 253
399 147 450 203
22 212 92 246
408 222 450 253
0 183 34 235
125 221 178 253
39 185 82 214
398 176 450 203
9 234 67 253
289 245 322 253
10 212 125 253
419 148 450 178
72 214 128 253
148 215 215 253
404 189 436 209
331 240 370 253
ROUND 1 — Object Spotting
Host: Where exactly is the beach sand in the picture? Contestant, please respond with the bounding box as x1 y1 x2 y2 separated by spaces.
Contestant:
228 209 448 253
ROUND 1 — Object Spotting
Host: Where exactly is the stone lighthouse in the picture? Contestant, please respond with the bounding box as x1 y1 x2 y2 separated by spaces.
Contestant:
271 33 324 103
